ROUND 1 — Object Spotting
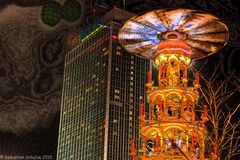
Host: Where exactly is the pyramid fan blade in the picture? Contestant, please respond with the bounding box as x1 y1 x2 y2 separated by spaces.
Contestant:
180 13 218 32
125 41 153 50
188 33 228 43
141 45 158 59
119 9 229 59
184 39 222 54
162 9 192 30
119 32 145 40
119 30 160 45
124 20 158 35
187 20 228 35
125 41 157 54
134 12 168 32
154 10 170 29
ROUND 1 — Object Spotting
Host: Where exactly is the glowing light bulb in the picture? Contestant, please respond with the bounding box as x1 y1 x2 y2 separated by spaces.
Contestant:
160 54 167 61
180 56 185 61
155 59 160 65
169 55 177 60
186 58 191 65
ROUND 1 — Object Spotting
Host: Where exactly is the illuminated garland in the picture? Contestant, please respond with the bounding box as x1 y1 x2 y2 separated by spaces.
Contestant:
81 24 104 42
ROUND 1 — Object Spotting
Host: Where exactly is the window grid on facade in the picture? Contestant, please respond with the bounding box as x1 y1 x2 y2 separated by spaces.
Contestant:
57 8 149 160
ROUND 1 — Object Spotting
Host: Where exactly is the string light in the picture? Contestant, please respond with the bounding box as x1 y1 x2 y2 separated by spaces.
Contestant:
81 25 104 42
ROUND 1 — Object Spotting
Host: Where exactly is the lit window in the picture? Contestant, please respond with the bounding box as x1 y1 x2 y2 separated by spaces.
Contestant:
114 95 120 100
116 67 119 71
114 89 120 94
116 51 121 55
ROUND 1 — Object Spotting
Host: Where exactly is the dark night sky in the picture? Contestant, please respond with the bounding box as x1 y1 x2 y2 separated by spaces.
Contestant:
0 0 239 159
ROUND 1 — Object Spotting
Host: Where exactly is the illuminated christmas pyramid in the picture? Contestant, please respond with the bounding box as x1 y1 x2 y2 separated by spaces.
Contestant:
119 9 229 160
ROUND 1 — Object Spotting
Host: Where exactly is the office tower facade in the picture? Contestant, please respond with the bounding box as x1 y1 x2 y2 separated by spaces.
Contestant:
57 8 149 160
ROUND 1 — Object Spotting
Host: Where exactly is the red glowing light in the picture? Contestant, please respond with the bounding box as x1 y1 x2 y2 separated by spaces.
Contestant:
112 35 118 39
157 40 190 52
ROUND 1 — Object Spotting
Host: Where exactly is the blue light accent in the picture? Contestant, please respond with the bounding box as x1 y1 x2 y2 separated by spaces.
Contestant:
150 38 160 44
188 28 205 35
143 35 159 44
156 24 168 32
186 23 194 28
170 24 177 30
140 25 157 34
139 26 160 44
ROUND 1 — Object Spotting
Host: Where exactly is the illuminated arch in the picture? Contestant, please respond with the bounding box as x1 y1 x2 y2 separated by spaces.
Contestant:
143 127 161 138
163 125 187 132
150 93 165 102
166 91 182 99
168 54 179 63
188 128 204 138
185 91 196 102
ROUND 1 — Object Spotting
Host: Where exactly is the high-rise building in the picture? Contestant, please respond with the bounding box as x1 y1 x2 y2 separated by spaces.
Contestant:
57 8 150 160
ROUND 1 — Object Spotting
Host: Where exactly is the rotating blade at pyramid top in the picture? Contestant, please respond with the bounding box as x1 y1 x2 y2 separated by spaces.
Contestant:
118 9 229 60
